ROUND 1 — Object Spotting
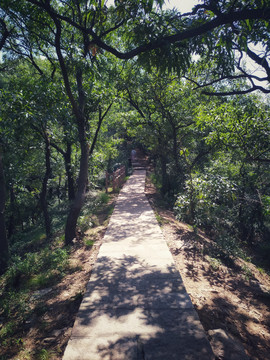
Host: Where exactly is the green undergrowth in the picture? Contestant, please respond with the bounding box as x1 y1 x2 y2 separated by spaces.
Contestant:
0 237 71 358
148 173 270 279
0 189 116 360
77 190 112 233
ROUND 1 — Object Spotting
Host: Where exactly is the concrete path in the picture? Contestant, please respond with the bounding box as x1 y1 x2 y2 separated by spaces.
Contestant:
63 170 215 360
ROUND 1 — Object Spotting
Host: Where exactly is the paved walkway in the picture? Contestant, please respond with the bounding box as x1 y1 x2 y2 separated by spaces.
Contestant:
63 171 214 360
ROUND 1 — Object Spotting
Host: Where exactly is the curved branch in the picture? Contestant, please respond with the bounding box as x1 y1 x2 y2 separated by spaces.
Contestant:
0 18 10 51
25 0 270 59
246 45 270 81
52 16 80 120
203 86 270 96
247 156 270 163
88 8 270 59
184 74 247 88
89 103 113 157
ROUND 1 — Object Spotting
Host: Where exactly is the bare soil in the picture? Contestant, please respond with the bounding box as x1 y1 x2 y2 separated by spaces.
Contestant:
145 175 270 360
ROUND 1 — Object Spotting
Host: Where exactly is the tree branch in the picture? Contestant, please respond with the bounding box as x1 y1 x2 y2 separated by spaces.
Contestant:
247 156 270 163
123 88 146 119
246 45 270 81
203 86 270 96
25 0 270 59
0 18 10 51
50 141 65 156
89 103 112 157
52 15 80 120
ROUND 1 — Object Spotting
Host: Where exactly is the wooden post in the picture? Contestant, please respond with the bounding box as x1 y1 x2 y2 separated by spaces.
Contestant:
110 165 126 193
113 170 116 192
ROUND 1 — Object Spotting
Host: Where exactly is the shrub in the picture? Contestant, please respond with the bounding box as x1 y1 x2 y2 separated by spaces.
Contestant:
174 173 237 230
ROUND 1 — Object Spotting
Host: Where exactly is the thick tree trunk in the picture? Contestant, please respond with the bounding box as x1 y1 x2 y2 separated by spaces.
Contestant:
64 103 112 245
53 22 109 245
0 149 9 274
40 133 52 239
65 139 89 244
65 68 89 245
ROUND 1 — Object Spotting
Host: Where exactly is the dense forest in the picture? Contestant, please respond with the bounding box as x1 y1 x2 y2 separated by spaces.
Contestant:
0 0 270 358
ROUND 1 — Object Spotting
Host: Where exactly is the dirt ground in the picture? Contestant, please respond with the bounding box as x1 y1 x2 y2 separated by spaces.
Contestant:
6 177 270 360
145 176 270 360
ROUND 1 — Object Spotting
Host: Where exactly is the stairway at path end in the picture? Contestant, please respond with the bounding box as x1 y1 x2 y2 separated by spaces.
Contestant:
131 148 148 170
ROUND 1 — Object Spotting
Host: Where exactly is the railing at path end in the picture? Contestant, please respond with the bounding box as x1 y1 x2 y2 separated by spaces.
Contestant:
105 165 126 193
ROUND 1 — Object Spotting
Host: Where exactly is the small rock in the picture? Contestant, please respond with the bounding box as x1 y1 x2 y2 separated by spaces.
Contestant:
208 328 250 360
23 317 36 330
51 329 62 337
43 337 56 344
51 327 68 337
30 287 53 300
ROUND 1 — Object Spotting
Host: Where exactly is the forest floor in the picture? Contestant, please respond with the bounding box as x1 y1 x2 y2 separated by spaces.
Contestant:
145 175 270 360
0 193 118 360
1 175 270 360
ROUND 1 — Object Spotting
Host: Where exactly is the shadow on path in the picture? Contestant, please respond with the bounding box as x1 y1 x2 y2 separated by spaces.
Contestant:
63 171 215 360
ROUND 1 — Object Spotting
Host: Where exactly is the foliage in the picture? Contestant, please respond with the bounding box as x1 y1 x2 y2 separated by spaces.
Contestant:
174 93 270 261
4 246 69 290
175 171 237 228
0 0 269 252
0 3 269 352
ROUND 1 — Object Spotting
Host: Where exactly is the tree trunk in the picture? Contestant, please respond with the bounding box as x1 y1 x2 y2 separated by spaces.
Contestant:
52 22 109 245
160 154 169 195
8 185 16 238
50 140 76 201
172 124 181 173
65 68 89 245
40 133 52 239
65 138 89 244
0 149 9 274
64 142 75 200
64 102 111 245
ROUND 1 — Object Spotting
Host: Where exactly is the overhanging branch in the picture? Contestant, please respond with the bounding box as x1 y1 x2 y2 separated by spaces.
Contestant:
0 18 10 51
25 0 270 59
203 85 270 96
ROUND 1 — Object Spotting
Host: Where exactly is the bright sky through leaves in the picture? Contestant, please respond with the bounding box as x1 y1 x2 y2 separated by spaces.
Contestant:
105 0 199 12
165 0 199 12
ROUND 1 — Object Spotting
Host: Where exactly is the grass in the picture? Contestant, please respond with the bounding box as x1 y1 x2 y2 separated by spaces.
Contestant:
0 320 17 338
106 205 114 217
0 186 117 359
36 348 57 360
207 256 222 271
258 267 266 275
154 211 163 226
241 263 253 281
98 192 110 204
84 239 95 247
0 243 71 357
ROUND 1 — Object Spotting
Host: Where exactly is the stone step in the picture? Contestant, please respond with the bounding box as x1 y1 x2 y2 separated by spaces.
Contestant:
133 167 146 170
132 162 148 167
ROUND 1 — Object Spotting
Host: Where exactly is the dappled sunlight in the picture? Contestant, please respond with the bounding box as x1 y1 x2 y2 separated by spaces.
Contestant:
63 171 214 360
198 294 270 360
160 209 270 359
